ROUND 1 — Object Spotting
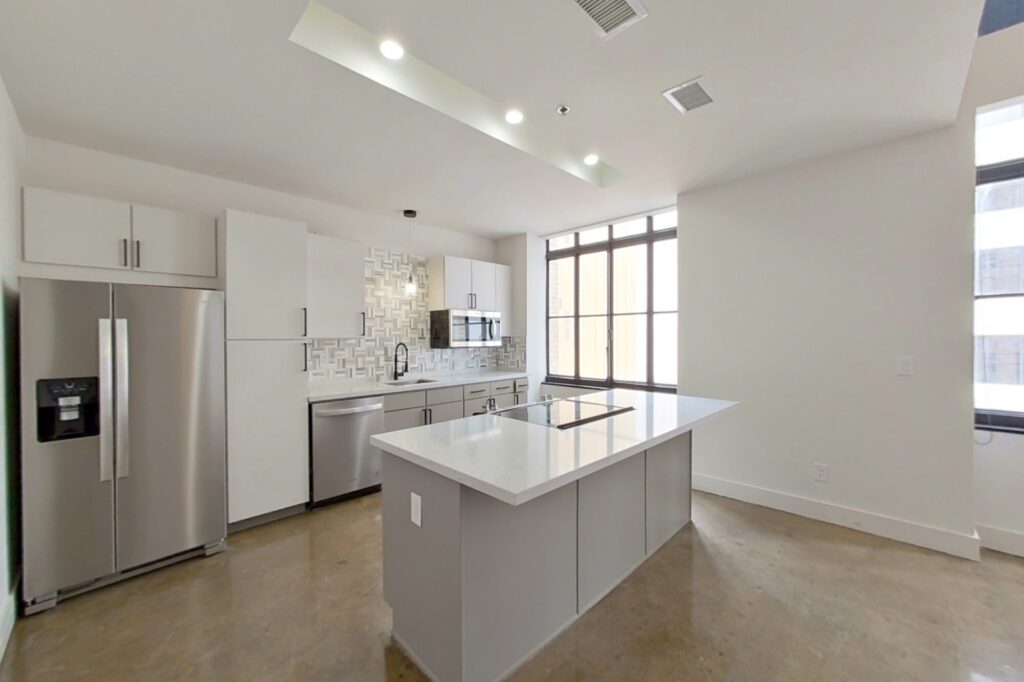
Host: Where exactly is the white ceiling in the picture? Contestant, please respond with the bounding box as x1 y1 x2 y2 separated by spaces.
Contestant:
0 0 983 237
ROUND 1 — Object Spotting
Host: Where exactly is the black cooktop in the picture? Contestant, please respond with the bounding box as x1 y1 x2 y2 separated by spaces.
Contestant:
497 399 633 430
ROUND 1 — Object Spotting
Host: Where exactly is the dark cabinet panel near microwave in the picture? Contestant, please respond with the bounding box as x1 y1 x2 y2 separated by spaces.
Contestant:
430 310 502 348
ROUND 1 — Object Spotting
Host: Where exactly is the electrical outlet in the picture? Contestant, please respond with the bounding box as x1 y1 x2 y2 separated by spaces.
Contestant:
410 492 422 527
897 355 915 376
814 463 829 482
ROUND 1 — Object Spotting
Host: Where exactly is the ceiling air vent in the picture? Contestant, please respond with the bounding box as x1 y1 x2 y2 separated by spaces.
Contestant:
572 0 648 39
662 78 713 115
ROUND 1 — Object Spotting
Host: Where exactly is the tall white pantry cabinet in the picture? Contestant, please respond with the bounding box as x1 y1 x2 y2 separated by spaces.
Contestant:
224 209 310 524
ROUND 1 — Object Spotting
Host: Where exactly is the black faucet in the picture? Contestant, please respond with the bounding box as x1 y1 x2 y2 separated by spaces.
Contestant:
393 343 409 381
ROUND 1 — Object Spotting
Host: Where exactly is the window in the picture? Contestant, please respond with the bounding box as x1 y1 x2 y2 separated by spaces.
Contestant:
546 209 678 391
975 97 1024 431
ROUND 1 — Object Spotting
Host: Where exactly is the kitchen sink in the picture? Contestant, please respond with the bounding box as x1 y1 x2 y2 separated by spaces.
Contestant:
384 378 439 386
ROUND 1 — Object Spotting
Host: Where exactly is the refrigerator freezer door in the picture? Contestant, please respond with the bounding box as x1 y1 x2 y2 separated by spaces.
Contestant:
20 278 115 603
112 285 226 571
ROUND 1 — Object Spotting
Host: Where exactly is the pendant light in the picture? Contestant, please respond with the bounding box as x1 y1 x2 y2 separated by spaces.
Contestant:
404 210 418 297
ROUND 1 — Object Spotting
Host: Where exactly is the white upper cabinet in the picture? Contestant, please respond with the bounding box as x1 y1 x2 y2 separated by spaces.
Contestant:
225 209 308 340
427 255 505 312
445 256 473 309
22 186 217 278
495 263 513 336
471 260 497 311
23 187 132 270
307 233 366 339
131 205 216 277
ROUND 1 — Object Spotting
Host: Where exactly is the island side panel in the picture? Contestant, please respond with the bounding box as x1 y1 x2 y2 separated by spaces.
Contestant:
460 483 577 682
645 432 693 554
577 454 647 613
381 453 464 682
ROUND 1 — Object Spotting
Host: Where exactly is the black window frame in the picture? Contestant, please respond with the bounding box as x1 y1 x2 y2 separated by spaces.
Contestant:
975 157 1024 433
545 213 678 393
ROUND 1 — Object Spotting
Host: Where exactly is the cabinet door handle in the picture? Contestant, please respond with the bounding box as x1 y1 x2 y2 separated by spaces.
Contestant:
120 239 128 267
133 240 141 268
302 307 308 337
361 312 366 337
468 388 486 395
302 342 308 373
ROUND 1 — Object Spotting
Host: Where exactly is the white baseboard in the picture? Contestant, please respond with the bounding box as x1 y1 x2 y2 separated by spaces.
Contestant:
977 524 1024 558
693 474 981 561
0 586 16 660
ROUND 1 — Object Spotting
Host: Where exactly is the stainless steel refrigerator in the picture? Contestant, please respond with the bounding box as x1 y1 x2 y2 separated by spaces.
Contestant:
20 278 227 614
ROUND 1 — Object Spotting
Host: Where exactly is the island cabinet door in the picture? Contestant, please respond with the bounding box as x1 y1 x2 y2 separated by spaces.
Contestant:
577 455 647 613
384 406 427 432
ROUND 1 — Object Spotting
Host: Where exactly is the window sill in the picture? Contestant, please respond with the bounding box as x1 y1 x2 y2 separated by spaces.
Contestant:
975 410 1024 434
543 377 678 394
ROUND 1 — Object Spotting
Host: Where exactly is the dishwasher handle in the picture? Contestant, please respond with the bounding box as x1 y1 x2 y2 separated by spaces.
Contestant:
315 403 384 417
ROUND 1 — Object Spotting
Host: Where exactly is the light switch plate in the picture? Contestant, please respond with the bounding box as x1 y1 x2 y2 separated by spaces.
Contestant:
814 462 829 482
410 492 422 527
897 355 915 376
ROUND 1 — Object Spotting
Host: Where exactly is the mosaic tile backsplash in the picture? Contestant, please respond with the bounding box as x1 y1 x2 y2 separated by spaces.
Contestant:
306 248 527 381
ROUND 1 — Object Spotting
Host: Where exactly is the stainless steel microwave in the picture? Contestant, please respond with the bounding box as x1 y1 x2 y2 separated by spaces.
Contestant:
430 310 502 348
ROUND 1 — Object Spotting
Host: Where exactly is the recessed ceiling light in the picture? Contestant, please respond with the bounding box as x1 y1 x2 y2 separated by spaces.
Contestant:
583 154 600 166
505 109 524 125
379 40 404 60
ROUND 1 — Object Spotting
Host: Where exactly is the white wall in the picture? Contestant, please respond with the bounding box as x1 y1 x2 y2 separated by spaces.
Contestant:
495 232 547 402
966 25 1024 558
974 430 1024 556
677 122 978 559
678 23 1024 560
0 70 25 656
22 136 495 263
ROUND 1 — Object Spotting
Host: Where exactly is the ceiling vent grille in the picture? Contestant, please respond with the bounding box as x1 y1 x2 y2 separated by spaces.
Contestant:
572 0 648 39
662 78 713 115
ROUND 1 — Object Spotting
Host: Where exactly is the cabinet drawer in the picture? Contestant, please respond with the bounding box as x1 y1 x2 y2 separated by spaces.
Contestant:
464 383 490 400
383 391 427 412
427 385 463 405
428 401 464 424
465 397 492 416
490 380 515 395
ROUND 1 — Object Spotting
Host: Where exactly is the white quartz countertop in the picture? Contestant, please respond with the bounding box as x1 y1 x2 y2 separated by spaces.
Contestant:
308 369 529 403
371 389 736 506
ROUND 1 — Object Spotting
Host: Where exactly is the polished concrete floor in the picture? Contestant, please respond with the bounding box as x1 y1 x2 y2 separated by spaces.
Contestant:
2 491 1022 681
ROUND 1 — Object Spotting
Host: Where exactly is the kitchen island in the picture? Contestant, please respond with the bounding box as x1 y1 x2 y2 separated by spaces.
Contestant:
371 389 735 682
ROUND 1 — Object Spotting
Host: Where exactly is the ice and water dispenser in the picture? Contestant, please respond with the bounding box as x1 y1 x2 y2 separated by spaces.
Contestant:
36 377 100 442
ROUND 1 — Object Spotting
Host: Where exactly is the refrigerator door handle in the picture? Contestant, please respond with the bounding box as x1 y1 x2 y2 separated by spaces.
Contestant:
115 318 130 479
98 319 114 482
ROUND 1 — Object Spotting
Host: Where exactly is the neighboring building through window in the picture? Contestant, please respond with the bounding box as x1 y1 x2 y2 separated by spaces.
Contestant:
979 0 1024 36
546 209 678 391
975 96 1024 430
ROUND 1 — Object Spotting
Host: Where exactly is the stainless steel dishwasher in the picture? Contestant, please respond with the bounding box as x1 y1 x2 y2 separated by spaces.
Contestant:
311 396 386 504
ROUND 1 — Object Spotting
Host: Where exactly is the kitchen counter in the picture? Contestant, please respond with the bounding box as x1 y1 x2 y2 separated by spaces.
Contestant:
307 369 528 403
371 389 735 505
373 388 735 682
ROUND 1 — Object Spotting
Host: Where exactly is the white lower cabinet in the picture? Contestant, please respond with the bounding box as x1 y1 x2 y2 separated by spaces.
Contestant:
227 340 309 523
429 401 464 424
385 406 428 431
514 391 527 406
493 393 515 410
